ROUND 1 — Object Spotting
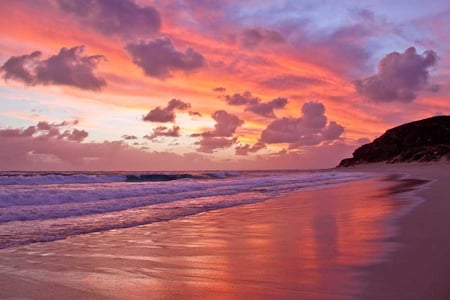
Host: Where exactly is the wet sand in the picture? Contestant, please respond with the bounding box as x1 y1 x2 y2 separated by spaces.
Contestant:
0 163 448 299
342 162 450 299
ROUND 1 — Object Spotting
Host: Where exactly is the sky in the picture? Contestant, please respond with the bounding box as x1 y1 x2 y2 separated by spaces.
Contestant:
0 0 449 171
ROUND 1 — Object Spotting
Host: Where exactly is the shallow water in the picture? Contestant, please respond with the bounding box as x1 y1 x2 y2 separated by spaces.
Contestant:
0 170 368 248
0 176 424 299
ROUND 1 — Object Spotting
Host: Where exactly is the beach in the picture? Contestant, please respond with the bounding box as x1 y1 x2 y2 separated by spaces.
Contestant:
343 162 450 299
0 162 449 299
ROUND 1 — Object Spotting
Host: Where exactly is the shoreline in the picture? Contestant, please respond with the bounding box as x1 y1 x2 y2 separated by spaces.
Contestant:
340 162 450 299
0 162 448 299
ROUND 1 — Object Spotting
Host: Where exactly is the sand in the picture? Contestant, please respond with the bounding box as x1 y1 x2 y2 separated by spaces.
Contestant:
0 162 449 299
341 162 450 299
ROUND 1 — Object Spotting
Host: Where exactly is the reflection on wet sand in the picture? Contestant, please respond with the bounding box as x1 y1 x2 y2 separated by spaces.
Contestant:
0 177 423 299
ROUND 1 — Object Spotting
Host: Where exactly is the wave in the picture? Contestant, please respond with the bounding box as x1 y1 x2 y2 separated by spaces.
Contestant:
0 170 371 249
0 171 242 185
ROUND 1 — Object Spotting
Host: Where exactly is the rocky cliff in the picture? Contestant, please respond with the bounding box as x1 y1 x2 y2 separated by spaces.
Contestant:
339 115 450 167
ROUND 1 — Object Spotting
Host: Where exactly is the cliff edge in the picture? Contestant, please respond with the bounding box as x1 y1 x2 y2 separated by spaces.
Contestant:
339 116 450 167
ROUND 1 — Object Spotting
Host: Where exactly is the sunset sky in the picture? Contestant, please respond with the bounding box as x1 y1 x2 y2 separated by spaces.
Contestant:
0 0 449 171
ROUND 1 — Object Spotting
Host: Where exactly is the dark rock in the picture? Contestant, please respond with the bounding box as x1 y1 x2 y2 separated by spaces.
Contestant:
338 116 450 167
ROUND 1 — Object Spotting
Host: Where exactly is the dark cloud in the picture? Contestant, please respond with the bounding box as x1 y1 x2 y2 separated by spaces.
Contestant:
122 135 138 140
260 101 344 148
189 111 202 117
209 110 244 137
235 142 266 156
143 107 174 123
245 97 288 118
240 28 285 48
224 91 260 106
321 121 344 140
213 87 226 92
58 0 160 38
167 98 190 111
144 125 180 141
261 75 323 90
192 110 243 153
355 47 438 102
224 91 287 118
0 51 41 85
126 37 206 79
0 46 106 91
143 99 191 123
0 120 88 143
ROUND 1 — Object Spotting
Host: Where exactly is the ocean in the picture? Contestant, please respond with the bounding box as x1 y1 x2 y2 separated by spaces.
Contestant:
0 170 369 249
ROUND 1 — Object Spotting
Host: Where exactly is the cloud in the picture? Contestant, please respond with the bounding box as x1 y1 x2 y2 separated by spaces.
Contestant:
0 120 88 143
58 0 160 38
213 87 226 93
143 99 191 123
321 121 345 140
0 126 36 138
224 91 287 118
0 129 210 171
0 51 40 85
224 91 260 105
260 75 323 90
189 111 202 117
0 123 353 171
62 128 89 142
126 37 206 79
282 9 384 75
240 28 285 48
144 125 180 140
260 101 344 148
122 135 138 140
235 142 266 156
208 110 244 137
240 142 355 170
245 97 288 118
192 110 243 153
355 47 438 102
196 136 238 153
0 46 106 91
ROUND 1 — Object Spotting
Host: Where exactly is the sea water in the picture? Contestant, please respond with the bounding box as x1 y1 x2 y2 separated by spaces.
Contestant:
0 170 369 248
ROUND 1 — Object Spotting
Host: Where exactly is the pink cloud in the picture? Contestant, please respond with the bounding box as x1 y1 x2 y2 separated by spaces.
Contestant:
0 122 353 170
62 128 89 142
196 136 238 153
2 120 89 143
